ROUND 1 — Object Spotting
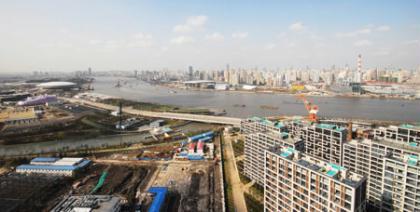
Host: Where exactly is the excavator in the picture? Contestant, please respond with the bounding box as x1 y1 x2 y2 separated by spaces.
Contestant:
296 94 319 123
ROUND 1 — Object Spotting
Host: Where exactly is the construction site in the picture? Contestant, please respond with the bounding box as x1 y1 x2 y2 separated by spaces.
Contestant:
0 173 71 212
0 125 224 212
0 157 224 212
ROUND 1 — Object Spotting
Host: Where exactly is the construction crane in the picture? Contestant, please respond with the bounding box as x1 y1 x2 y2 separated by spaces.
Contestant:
296 94 319 122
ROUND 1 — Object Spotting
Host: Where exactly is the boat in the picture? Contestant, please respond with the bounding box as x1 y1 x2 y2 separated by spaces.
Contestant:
233 104 246 107
260 105 279 110
115 80 122 88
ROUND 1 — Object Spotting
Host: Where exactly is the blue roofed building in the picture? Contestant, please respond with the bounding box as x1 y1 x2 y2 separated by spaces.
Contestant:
16 157 91 177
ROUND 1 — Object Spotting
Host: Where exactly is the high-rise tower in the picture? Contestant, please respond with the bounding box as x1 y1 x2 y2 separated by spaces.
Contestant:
357 54 362 73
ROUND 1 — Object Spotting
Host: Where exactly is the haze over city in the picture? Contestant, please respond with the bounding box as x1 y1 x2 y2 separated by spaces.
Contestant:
1 0 420 72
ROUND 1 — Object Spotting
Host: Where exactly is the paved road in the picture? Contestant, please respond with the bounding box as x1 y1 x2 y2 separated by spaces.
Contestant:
60 97 242 126
223 134 248 212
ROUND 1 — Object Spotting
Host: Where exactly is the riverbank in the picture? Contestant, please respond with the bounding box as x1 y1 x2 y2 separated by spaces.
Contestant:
92 76 420 122
101 98 212 115
157 81 419 101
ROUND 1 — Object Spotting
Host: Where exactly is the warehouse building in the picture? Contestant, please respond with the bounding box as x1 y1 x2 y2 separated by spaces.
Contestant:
244 131 303 186
16 157 91 177
264 146 367 212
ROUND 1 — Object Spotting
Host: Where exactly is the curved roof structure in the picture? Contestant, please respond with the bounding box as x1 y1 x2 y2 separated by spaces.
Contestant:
37 81 77 89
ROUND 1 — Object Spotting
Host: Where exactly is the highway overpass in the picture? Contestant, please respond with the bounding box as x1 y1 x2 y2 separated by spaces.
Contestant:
60 97 242 126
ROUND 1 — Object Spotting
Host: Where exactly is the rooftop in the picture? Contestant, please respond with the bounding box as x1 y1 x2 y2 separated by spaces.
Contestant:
17 158 90 172
51 195 121 212
399 124 420 131
407 155 418 166
347 138 420 154
316 123 347 132
31 157 59 163
246 116 286 129
274 147 364 187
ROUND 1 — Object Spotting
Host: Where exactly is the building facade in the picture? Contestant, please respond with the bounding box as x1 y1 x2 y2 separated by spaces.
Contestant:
374 124 420 145
343 138 420 211
294 123 348 166
244 131 303 186
264 147 367 212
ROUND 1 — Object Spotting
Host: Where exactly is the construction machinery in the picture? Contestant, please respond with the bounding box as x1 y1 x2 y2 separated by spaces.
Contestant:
296 94 319 122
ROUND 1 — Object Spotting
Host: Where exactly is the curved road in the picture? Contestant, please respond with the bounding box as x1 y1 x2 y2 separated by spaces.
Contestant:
61 97 242 126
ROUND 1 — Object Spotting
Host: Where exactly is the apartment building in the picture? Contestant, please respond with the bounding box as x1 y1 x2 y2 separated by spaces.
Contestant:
265 147 367 212
374 124 420 145
343 138 420 211
293 123 349 166
382 154 420 212
244 131 303 186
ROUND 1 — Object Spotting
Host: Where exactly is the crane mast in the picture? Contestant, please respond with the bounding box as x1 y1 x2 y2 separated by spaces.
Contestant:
297 94 319 122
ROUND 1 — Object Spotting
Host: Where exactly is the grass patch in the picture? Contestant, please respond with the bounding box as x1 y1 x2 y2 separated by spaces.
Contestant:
101 98 211 114
239 172 251 185
244 193 264 212
248 184 264 202
231 138 244 157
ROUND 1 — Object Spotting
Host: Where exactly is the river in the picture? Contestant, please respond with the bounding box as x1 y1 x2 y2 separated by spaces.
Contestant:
0 133 149 157
92 77 420 122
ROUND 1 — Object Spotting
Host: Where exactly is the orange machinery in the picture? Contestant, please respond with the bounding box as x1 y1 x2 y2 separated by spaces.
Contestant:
296 94 319 122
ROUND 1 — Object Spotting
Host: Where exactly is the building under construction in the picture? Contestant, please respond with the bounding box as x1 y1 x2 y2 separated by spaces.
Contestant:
51 195 122 212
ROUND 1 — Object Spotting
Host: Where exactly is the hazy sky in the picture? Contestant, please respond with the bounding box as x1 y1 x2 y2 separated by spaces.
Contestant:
0 0 419 72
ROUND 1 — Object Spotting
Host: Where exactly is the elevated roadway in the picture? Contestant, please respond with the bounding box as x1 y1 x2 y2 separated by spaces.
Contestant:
60 97 242 126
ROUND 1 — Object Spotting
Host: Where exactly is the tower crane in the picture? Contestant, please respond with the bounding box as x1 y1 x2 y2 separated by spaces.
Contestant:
296 94 319 122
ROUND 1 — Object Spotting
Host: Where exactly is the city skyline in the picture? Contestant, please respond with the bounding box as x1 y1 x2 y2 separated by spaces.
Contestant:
0 0 419 72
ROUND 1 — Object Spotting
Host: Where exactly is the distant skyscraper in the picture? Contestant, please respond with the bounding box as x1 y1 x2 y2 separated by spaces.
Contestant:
353 54 363 83
224 64 230 83
188 66 194 80
357 54 362 73
88 67 92 76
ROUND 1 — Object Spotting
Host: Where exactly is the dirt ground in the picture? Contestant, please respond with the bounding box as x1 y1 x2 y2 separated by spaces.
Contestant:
69 163 155 210
150 161 222 212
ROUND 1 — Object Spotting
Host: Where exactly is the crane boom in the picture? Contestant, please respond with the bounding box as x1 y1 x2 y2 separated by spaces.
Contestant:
296 94 319 122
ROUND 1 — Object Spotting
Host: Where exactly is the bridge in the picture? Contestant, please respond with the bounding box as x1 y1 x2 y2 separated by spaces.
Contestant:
60 97 242 126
